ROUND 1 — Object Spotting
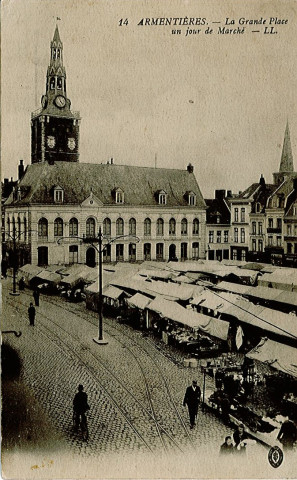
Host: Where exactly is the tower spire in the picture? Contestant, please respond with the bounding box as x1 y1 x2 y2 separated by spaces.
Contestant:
279 121 294 173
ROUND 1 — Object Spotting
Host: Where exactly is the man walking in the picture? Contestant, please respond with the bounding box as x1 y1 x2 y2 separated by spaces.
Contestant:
28 302 36 326
33 288 40 306
183 380 201 429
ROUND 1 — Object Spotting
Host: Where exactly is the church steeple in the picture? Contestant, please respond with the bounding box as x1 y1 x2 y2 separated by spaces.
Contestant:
31 25 80 164
279 121 294 173
273 121 295 185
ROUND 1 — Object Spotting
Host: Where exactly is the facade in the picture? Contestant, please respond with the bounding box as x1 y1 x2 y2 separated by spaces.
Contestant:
205 190 231 261
3 26 206 268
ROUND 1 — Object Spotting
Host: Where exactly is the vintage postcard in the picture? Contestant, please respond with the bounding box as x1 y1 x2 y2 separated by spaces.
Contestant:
1 0 297 478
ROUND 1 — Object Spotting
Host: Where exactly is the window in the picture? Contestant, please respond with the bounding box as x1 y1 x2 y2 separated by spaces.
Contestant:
144 243 151 261
242 250 246 261
252 239 256 251
159 192 167 205
86 218 95 237
240 208 245 222
156 243 164 260
287 243 292 254
69 245 78 264
181 218 188 235
255 203 261 213
38 218 48 238
268 218 273 228
277 236 281 247
169 218 176 235
129 243 136 261
277 218 282 230
23 218 27 241
69 218 78 237
54 217 63 237
192 242 199 260
103 218 111 236
116 218 124 236
188 193 196 206
193 218 199 235
57 77 62 90
129 218 136 236
156 218 164 236
103 244 111 262
144 218 151 236
115 190 124 204
17 217 21 236
287 225 292 235
258 240 263 252
234 208 238 222
54 188 64 203
217 231 221 243
224 230 229 243
216 215 221 224
234 228 238 243
50 78 55 90
209 231 214 243
268 236 273 246
232 249 237 260
252 222 256 234
240 228 245 243
258 222 263 235
7 218 10 236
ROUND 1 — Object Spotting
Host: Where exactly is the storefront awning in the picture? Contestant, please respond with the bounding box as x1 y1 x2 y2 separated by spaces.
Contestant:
126 293 151 310
247 338 297 379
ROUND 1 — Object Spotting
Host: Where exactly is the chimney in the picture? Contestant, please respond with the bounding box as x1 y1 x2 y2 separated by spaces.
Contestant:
215 189 226 200
227 190 232 197
110 158 114 165
18 159 25 180
187 163 194 173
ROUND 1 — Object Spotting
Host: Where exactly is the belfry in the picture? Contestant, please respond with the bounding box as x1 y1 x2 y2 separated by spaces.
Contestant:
31 25 80 164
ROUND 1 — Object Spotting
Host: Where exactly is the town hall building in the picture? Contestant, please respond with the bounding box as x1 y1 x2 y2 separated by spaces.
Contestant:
3 26 207 267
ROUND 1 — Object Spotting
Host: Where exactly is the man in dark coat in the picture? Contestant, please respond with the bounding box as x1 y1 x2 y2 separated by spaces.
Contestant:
183 380 201 429
277 417 297 450
73 384 90 430
28 303 36 326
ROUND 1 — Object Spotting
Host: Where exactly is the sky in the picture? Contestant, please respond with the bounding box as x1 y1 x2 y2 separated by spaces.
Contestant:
1 0 297 197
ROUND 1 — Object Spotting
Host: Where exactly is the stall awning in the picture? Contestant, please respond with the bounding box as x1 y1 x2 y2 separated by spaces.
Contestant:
103 285 125 300
215 281 250 296
18 264 43 280
148 296 229 340
35 271 61 284
137 269 175 281
247 338 297 379
126 293 151 310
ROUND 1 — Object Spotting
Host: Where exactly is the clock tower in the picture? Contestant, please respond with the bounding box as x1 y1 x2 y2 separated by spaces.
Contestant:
31 25 80 164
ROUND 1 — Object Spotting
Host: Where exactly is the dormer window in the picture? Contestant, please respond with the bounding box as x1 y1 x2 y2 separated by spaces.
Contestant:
54 186 64 203
255 203 261 213
158 190 167 205
113 187 124 204
216 215 221 224
188 192 196 206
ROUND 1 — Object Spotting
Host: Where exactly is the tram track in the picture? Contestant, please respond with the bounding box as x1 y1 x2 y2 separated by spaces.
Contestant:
5 292 190 453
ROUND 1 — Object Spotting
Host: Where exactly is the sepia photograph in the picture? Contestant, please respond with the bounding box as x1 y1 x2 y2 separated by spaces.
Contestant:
1 0 297 478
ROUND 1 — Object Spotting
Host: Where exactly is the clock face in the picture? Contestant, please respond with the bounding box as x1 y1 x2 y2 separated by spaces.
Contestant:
47 136 56 148
55 95 66 108
67 137 76 151
41 95 48 109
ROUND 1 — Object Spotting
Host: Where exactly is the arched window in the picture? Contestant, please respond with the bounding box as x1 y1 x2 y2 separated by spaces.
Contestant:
69 218 78 237
144 218 151 236
103 218 111 236
181 218 188 235
86 217 95 237
116 218 124 236
156 218 164 236
17 217 21 236
193 218 199 235
50 78 55 90
169 218 176 235
38 218 48 238
54 218 63 237
129 218 136 236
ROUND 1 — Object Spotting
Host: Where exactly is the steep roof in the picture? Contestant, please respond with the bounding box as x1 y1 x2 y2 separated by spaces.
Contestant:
205 197 230 224
280 122 294 173
5 162 206 208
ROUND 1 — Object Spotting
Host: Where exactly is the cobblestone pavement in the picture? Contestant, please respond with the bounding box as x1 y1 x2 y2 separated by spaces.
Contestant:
2 277 292 479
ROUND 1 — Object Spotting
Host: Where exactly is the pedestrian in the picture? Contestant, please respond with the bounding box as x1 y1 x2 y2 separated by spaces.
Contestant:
73 384 90 431
28 302 36 326
233 423 249 453
183 380 201 429
33 288 40 306
220 435 234 455
19 277 25 291
277 416 297 451
1 259 8 279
